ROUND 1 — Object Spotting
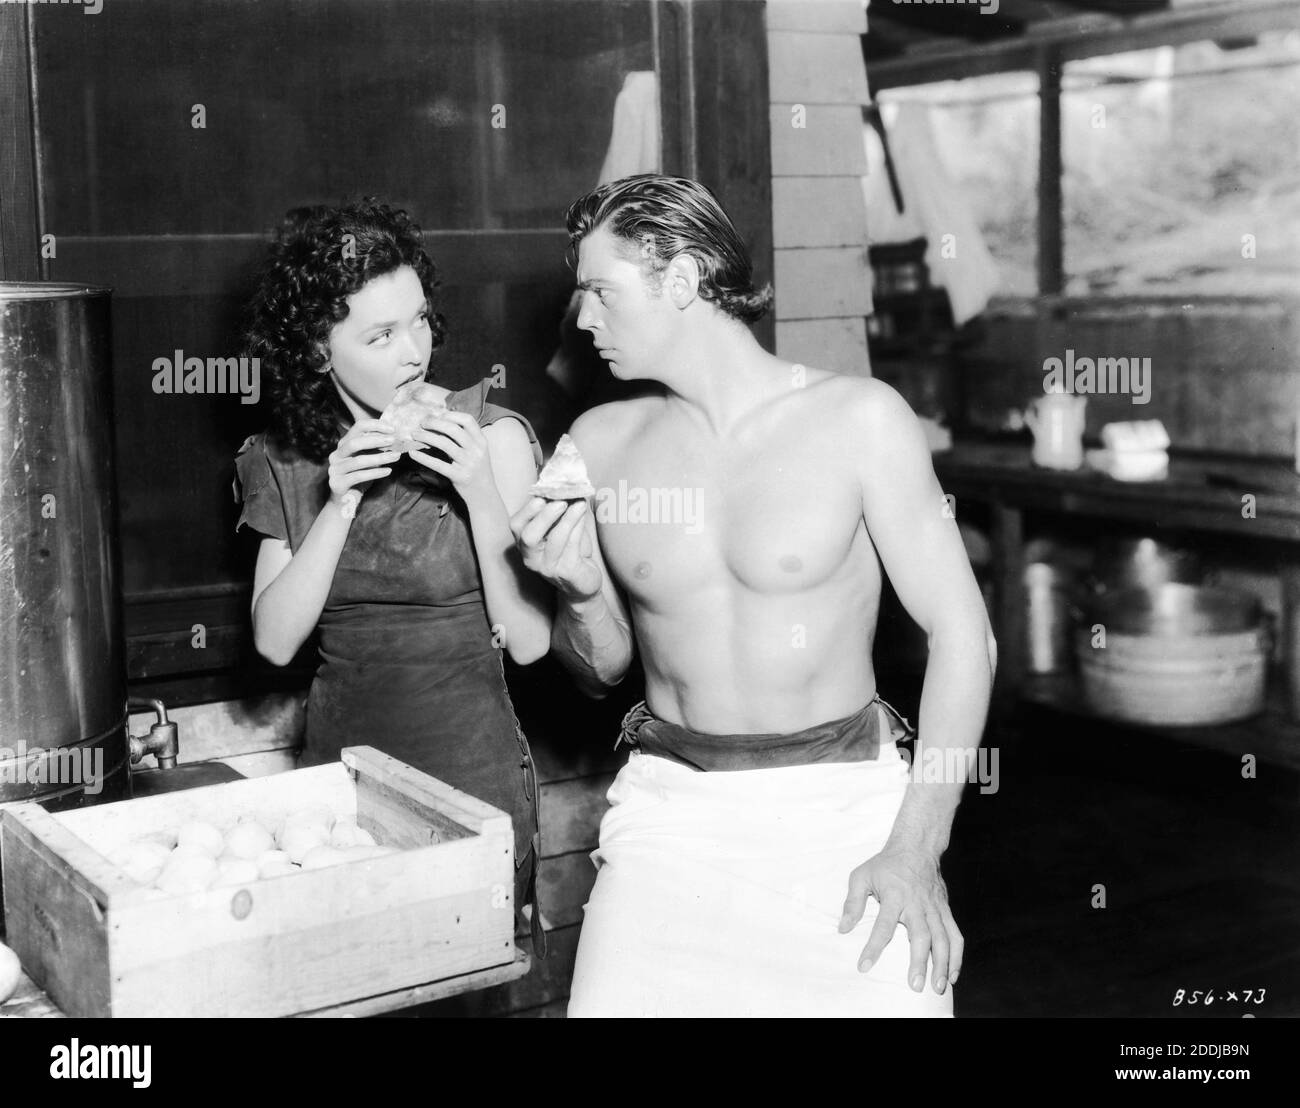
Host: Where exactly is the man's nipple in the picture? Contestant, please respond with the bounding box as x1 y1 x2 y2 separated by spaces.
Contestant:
779 555 803 574
633 561 653 580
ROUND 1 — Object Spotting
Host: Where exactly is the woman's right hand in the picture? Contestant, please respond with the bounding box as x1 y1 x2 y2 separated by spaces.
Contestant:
327 419 401 517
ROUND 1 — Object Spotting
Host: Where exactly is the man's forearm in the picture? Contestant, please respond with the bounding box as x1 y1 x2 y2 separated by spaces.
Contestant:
552 590 635 696
885 625 996 857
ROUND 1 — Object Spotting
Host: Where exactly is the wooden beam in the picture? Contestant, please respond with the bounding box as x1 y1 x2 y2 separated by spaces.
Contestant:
867 1 1028 43
659 0 697 180
0 6 40 281
687 1 774 352
868 0 1300 88
47 229 573 298
1036 49 1063 296
655 0 689 178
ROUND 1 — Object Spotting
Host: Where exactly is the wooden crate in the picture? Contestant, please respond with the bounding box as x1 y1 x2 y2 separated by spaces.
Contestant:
0 747 518 1017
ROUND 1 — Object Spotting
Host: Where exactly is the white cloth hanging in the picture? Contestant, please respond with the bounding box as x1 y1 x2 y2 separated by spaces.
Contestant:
547 72 661 398
598 70 661 184
863 101 1001 325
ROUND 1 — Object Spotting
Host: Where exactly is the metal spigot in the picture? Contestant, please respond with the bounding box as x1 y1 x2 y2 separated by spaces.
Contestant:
127 697 179 770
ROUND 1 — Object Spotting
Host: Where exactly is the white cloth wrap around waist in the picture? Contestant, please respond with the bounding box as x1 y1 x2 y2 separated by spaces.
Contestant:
567 708 955 1018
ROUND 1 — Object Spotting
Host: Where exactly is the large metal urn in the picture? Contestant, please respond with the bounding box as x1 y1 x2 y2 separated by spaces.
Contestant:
0 282 131 809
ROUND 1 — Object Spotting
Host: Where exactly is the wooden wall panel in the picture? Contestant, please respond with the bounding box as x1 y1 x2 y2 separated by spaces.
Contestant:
539 775 616 857
687 0 775 353
769 104 868 177
766 0 869 35
0 6 39 281
768 31 871 104
775 316 870 375
537 850 600 930
774 246 873 320
772 177 870 249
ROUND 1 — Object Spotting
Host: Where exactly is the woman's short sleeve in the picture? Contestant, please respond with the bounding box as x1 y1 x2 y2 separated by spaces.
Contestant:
232 433 290 542
460 379 544 473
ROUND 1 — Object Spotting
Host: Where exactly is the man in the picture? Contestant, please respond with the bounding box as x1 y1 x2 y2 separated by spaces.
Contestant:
512 175 995 1017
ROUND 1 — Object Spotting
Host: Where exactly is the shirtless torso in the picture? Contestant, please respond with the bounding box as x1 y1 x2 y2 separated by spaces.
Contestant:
573 367 887 734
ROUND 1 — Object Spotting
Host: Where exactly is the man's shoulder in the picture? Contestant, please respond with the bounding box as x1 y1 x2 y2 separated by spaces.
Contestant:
802 373 919 439
568 388 665 455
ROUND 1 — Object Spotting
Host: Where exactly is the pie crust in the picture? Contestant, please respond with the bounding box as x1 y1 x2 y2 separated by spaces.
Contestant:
530 433 595 499
380 381 448 453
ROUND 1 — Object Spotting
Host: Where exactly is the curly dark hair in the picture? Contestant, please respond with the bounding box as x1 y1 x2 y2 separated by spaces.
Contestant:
244 199 448 463
564 174 773 324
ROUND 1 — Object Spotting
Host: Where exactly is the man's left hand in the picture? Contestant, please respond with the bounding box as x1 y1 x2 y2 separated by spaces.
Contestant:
838 845 962 994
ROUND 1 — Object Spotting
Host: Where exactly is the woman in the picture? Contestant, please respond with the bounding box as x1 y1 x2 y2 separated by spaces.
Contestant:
233 200 552 941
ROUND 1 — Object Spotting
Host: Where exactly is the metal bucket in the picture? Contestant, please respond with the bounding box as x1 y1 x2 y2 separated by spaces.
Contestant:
0 283 130 809
1086 536 1204 596
1024 562 1072 674
1075 584 1268 726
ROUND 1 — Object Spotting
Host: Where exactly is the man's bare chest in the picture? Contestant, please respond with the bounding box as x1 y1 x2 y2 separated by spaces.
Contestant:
589 422 868 602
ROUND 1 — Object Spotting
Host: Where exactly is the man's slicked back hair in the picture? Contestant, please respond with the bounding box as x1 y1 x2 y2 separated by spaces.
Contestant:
565 174 773 324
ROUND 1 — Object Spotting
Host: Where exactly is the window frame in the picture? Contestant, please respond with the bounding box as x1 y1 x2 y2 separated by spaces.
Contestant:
866 0 1300 303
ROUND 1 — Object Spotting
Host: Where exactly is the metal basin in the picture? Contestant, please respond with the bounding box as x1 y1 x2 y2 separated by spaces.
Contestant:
1087 536 1204 596
1079 582 1263 637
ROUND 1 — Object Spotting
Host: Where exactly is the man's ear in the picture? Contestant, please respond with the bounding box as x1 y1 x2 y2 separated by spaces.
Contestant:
665 252 701 309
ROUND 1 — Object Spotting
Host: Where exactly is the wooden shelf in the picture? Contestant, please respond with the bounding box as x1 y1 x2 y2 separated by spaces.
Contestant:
934 442 1300 542
1020 671 1300 774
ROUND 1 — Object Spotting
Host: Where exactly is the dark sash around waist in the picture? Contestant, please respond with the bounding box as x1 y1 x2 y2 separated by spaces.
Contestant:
615 694 916 772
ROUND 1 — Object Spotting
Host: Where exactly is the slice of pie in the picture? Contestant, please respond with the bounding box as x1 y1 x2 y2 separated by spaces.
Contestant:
380 381 448 453
530 433 595 500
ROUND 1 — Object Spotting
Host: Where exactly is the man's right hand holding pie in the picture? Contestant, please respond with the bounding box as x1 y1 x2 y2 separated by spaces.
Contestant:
511 495 635 694
510 498 604 601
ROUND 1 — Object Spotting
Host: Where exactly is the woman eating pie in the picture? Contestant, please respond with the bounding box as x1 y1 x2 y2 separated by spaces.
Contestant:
233 200 552 943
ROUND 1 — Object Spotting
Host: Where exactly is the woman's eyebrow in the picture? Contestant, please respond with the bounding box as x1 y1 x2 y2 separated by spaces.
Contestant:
361 305 424 332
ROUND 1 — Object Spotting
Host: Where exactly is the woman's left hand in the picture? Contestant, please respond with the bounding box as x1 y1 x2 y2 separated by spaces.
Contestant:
409 410 498 510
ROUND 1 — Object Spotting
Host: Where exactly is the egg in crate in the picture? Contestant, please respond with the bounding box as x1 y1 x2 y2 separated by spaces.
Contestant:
279 822 330 864
155 851 218 895
258 858 299 879
329 818 376 850
119 839 173 886
176 820 224 857
221 820 276 860
0 942 22 1004
282 805 335 832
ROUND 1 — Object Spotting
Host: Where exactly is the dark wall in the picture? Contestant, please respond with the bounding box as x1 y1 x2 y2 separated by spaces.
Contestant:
19 0 662 697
